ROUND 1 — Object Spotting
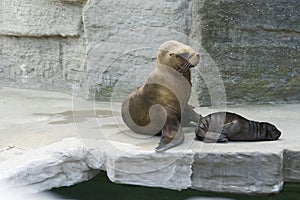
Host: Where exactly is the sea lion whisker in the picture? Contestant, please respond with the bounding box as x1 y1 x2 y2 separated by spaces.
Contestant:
182 62 191 73
182 62 189 71
186 62 192 71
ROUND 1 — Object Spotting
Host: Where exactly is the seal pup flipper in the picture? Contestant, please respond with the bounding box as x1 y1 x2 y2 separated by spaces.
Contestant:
155 118 184 152
220 119 243 139
195 114 228 143
199 132 228 143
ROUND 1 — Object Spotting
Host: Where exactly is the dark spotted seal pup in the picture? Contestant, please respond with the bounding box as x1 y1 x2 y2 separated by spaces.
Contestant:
195 112 281 142
122 40 200 152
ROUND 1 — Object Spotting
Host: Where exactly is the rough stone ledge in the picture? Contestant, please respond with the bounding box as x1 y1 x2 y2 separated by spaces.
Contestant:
283 150 300 183
1 137 299 194
0 87 299 194
192 152 283 194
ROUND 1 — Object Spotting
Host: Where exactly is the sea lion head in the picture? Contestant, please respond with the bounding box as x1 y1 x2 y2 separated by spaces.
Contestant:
263 122 281 140
157 40 200 73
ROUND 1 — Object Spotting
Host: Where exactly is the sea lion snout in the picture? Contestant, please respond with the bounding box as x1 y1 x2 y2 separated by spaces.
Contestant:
188 52 200 68
157 40 200 72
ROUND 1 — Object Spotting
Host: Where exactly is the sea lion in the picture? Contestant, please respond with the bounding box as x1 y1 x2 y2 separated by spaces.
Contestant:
121 40 200 152
195 112 281 142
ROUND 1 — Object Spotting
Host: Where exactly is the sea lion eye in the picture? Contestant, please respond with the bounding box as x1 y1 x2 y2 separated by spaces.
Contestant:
169 53 180 58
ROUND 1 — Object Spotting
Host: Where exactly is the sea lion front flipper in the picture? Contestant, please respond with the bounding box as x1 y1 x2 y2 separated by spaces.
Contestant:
155 118 184 152
181 104 200 126
155 128 184 152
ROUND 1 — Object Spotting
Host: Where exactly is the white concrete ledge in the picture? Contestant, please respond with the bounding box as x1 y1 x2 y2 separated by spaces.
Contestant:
0 87 299 194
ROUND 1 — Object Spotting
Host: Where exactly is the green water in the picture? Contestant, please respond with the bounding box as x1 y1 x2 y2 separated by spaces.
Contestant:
51 172 299 200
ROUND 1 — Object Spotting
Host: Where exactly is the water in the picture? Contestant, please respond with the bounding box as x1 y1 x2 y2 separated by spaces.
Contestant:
51 172 300 200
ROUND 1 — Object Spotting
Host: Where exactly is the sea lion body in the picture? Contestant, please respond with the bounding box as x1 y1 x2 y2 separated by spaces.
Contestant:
121 40 200 151
195 112 281 142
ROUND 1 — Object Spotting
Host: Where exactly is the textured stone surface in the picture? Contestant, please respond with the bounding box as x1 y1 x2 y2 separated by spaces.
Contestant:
0 0 83 37
283 150 300 182
1 87 300 194
192 152 283 194
82 0 195 100
0 36 85 92
105 151 194 190
194 0 300 105
81 0 300 104
0 138 98 192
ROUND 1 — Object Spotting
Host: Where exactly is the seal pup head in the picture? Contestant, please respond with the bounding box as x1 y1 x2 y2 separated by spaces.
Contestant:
157 40 200 73
263 122 281 140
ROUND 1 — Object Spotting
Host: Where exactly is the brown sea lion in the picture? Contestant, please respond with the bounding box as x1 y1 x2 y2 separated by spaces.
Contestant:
195 112 281 142
121 40 200 152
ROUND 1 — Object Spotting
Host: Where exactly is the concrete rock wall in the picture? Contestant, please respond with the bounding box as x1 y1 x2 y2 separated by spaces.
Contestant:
0 0 86 93
194 0 300 105
82 0 194 100
0 0 299 105
0 36 85 91
0 0 83 37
